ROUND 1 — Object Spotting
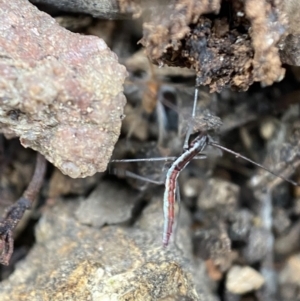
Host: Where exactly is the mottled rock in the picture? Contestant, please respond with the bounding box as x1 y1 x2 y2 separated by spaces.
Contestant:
242 227 270 264
228 210 253 242
194 227 233 273
48 168 103 198
197 178 239 212
0 182 216 300
279 254 300 285
272 207 291 235
244 0 286 86
0 0 127 178
226 265 265 294
280 0 300 66
275 221 300 257
75 180 137 227
280 34 300 66
279 254 300 300
32 0 141 19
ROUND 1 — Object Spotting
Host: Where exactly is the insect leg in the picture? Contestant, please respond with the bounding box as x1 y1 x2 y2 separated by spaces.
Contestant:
183 86 199 150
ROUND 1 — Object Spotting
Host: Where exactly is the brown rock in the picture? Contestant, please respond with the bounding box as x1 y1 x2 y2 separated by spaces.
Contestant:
279 253 300 300
48 168 103 198
279 254 300 284
0 182 216 300
0 0 127 178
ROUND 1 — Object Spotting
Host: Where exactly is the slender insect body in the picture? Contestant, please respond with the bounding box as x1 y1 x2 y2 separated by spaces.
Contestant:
112 86 300 248
163 133 208 246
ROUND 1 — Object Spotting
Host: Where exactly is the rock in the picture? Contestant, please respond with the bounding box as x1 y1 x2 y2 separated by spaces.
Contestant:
275 221 300 257
280 0 300 66
48 168 103 198
228 210 253 242
280 34 300 66
242 227 270 264
0 0 127 178
205 259 223 281
197 178 239 213
279 254 300 300
194 227 234 273
279 254 300 285
75 180 137 227
272 207 291 236
32 0 141 19
226 265 265 295
182 177 204 199
0 181 216 300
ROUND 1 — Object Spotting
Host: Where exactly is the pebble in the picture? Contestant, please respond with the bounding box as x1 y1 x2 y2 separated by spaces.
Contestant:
226 265 265 294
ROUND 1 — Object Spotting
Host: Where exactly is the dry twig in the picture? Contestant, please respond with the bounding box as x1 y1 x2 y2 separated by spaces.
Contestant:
0 153 46 265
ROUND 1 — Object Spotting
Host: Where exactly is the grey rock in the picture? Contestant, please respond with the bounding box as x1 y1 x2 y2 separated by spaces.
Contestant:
242 227 270 264
197 178 240 213
31 0 141 19
75 180 137 227
0 181 216 301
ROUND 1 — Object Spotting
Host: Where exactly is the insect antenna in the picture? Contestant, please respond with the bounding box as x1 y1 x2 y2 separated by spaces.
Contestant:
209 141 299 187
183 86 199 150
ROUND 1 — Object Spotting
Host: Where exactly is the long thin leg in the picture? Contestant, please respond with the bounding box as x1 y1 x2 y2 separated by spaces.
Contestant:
0 153 47 265
111 154 206 163
112 168 165 185
183 86 199 150
156 97 167 145
210 141 299 187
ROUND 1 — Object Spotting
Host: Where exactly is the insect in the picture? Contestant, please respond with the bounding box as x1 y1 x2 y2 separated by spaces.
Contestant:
113 85 300 247
162 130 299 246
163 132 208 245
